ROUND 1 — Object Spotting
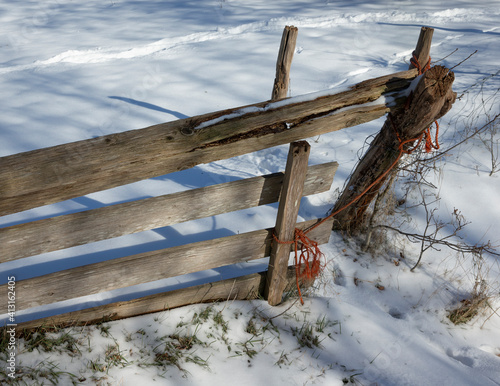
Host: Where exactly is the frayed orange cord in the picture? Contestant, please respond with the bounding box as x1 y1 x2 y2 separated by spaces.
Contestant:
273 229 324 305
410 52 431 75
424 121 440 152
273 53 440 305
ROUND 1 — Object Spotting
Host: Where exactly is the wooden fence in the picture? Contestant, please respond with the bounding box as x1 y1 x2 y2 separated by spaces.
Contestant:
0 26 438 331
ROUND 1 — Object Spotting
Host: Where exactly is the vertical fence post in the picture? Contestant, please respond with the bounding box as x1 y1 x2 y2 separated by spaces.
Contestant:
265 26 303 306
410 27 434 71
271 25 298 101
265 141 310 306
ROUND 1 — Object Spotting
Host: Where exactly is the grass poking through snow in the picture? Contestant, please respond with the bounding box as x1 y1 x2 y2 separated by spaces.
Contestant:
0 301 344 385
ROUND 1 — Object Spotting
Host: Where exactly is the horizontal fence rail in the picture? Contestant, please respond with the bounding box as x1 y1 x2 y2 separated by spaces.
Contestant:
0 162 338 262
1 157 337 329
0 218 333 314
0 68 417 216
12 265 309 332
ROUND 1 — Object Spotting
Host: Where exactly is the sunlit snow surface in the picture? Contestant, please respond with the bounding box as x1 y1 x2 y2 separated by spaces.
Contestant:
1 1 499 385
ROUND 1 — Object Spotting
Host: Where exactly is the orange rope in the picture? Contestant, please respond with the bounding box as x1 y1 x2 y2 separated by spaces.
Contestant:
273 54 440 304
424 121 440 152
410 52 431 74
273 229 324 304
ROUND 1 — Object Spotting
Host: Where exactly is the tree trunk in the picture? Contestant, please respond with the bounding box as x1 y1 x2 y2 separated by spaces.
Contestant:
332 65 456 231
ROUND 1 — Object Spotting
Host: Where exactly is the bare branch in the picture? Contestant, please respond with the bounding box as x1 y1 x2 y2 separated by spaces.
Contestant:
375 224 500 258
449 50 478 71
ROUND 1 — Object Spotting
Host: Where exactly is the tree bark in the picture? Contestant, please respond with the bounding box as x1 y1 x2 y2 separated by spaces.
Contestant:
332 65 456 231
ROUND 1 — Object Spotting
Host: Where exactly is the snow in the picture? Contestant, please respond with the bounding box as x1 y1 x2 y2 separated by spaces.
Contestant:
1 1 500 385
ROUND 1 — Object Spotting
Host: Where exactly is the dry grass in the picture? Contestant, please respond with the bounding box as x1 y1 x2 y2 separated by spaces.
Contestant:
448 293 490 325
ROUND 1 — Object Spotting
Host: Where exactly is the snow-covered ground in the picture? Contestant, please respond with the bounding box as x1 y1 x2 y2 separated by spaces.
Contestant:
1 1 499 385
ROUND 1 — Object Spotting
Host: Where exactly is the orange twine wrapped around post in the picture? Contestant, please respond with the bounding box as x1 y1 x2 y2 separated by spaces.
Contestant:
273 229 324 304
410 51 431 74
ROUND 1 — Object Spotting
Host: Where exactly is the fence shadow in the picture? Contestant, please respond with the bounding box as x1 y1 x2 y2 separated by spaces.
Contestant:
108 96 189 120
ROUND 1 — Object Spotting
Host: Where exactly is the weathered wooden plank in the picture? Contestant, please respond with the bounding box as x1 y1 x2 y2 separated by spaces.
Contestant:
271 25 298 101
265 141 310 305
0 218 333 313
0 68 418 216
12 265 314 333
0 162 337 262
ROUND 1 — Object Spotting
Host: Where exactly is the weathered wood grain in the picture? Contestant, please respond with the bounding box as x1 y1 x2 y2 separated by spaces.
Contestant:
332 65 456 230
271 25 298 101
0 218 332 313
265 141 310 305
12 265 314 333
0 68 418 216
0 162 337 262
410 27 434 71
